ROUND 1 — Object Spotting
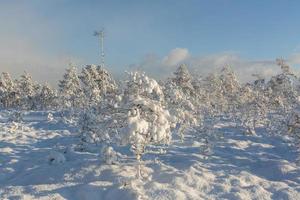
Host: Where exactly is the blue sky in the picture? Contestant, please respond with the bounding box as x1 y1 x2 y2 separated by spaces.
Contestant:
1 0 300 84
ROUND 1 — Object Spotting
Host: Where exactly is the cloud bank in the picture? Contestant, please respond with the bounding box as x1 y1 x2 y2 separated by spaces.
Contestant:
130 48 300 83
162 48 190 67
0 35 85 86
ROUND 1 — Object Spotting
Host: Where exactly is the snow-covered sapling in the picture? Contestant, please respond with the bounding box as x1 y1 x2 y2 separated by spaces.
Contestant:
47 113 54 122
101 145 118 164
118 72 173 178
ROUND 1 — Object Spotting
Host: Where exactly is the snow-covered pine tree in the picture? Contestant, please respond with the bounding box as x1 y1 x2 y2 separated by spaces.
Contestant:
0 72 19 108
219 66 241 119
167 64 201 140
219 66 240 94
79 65 101 107
164 79 197 141
191 75 209 109
267 59 298 112
37 83 57 110
59 66 84 109
79 65 117 107
266 59 300 135
78 108 103 147
202 72 225 117
194 71 229 150
17 72 40 110
77 91 121 151
77 64 120 150
96 65 117 97
200 67 241 120
235 84 268 135
77 81 119 152
172 64 194 95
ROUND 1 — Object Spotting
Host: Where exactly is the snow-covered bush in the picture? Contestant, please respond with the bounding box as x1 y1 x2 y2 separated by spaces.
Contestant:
8 111 23 122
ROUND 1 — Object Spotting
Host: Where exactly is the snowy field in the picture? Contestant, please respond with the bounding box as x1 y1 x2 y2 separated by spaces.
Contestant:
0 111 300 200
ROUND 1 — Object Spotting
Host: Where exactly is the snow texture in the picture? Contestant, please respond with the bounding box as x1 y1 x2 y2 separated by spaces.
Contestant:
1 111 300 200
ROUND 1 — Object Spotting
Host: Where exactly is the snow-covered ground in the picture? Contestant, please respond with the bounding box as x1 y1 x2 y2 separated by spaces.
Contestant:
1 111 300 200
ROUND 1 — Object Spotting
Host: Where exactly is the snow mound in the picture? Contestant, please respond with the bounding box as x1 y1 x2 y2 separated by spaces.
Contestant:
48 151 66 164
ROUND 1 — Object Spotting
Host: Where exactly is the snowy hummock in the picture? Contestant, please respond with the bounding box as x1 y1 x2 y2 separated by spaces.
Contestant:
0 111 300 200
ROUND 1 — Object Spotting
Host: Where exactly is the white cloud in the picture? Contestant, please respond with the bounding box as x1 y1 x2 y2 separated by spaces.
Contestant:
187 52 279 82
162 48 190 67
130 48 289 83
288 53 300 65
